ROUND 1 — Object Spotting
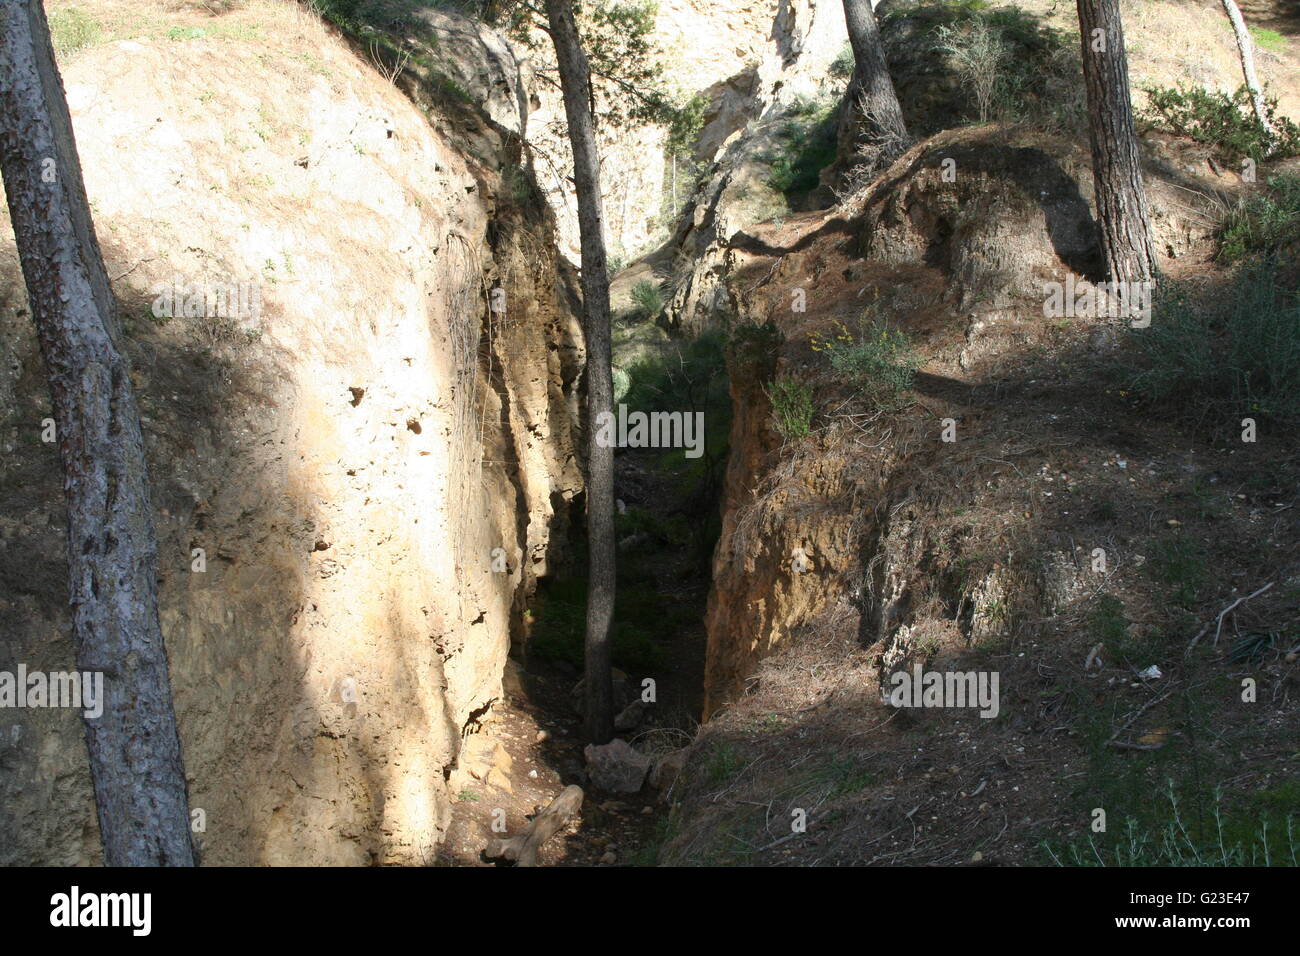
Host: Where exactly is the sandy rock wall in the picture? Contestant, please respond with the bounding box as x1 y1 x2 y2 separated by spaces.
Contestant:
0 2 581 865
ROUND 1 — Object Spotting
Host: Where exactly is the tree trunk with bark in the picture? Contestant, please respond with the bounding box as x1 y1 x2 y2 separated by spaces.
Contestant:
1076 0 1159 285
841 0 909 158
542 0 615 744
1220 0 1276 153
0 0 195 866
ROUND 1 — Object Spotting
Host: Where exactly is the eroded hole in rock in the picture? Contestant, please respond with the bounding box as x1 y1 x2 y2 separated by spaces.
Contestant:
348 387 365 407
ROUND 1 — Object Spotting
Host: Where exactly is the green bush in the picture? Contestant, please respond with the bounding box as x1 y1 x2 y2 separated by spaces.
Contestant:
666 92 709 158
764 97 839 198
813 318 922 409
629 279 666 319
883 2 1083 133
829 43 855 80
1045 785 1300 868
1125 267 1300 424
765 375 815 441
1044 781 1297 866
1219 173 1300 263
1144 84 1300 161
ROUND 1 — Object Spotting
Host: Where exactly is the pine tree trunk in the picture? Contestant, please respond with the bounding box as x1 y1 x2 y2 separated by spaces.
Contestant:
841 0 909 156
0 0 195 866
543 0 615 744
1076 0 1159 285
1220 0 1276 152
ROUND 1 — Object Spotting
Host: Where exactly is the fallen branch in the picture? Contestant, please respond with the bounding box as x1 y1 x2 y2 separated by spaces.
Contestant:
484 784 583 867
1186 582 1273 656
1107 687 1175 742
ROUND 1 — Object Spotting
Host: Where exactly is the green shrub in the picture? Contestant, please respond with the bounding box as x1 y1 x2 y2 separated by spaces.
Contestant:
666 92 709 158
629 279 666 319
829 43 855 80
883 2 1083 133
1125 267 1300 424
813 318 921 409
1144 84 1300 161
1219 172 1300 263
764 98 839 198
934 19 1007 123
765 375 815 441
1044 781 1297 866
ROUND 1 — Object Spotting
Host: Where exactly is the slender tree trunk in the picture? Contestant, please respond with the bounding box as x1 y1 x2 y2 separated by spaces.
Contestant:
1076 0 1159 285
0 0 195 865
543 0 615 744
1220 0 1276 152
841 0 909 157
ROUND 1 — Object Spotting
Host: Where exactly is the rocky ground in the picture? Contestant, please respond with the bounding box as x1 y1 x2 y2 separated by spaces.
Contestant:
434 662 675 867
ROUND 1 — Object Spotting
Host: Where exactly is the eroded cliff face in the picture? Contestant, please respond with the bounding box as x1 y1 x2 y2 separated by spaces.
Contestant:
700 127 1223 716
0 1 581 865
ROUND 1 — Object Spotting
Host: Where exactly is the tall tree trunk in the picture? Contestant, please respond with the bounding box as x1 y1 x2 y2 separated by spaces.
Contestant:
543 0 615 744
841 0 909 157
1076 0 1159 285
1220 0 1277 153
0 0 195 865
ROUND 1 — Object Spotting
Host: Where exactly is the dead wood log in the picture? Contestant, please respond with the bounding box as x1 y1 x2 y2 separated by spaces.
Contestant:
485 785 584 867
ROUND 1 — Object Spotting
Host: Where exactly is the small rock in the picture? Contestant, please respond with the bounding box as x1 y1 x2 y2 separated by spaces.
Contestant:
584 739 650 793
649 749 687 793
535 729 550 743
614 699 647 732
486 768 512 794
599 850 617 865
